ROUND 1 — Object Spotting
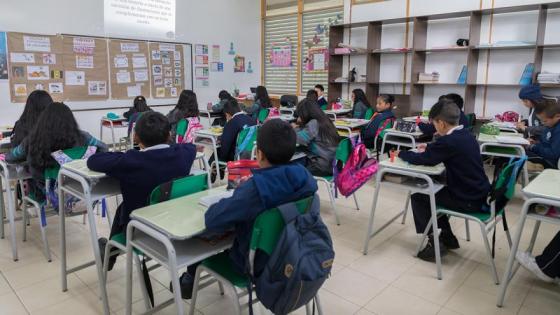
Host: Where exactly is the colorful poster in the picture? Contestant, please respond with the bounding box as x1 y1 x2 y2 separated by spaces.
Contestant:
121 42 139 53
51 70 63 79
156 87 166 97
76 55 94 68
48 82 63 94
195 44 208 55
0 32 7 79
88 81 107 95
11 66 25 79
153 75 163 86
42 53 56 64
212 45 220 62
170 87 178 97
164 78 173 87
65 71 85 85
210 62 223 72
164 67 173 77
10 52 35 63
14 84 27 96
27 65 50 80
195 67 209 77
270 42 292 67
174 69 182 77
234 55 245 73
23 36 51 52
152 65 162 75
305 47 328 72
195 55 208 65
73 38 95 54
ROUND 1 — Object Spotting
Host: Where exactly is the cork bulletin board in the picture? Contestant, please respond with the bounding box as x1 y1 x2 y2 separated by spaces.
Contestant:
108 39 151 100
149 42 184 98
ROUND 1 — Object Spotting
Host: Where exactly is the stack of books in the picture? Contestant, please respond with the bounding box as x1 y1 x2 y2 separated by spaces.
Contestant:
537 72 560 85
418 72 440 83
333 44 369 55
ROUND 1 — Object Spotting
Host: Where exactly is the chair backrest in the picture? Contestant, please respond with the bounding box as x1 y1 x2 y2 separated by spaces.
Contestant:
257 108 270 124
364 108 375 120
44 146 89 180
249 196 313 255
280 95 298 108
148 173 208 205
335 137 353 165
235 125 259 160
176 118 188 138
489 156 527 214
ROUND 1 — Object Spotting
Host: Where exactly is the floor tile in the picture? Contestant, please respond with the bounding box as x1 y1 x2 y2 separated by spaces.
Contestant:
323 267 389 306
0 291 28 315
365 285 441 315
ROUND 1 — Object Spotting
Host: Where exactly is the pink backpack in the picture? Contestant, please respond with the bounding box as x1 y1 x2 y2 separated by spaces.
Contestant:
334 138 379 197
495 111 519 123
265 107 280 122
177 117 204 144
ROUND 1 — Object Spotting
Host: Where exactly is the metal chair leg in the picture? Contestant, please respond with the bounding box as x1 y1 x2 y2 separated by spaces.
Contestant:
352 193 360 211
465 219 471 241
37 205 52 262
401 192 410 224
479 222 499 285
326 182 340 225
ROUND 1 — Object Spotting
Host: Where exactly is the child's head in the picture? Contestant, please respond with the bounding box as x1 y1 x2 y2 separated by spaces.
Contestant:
428 100 460 136
176 90 199 117
255 86 272 108
134 111 171 148
376 94 394 111
352 89 370 107
535 99 560 128
306 89 318 102
295 99 339 146
314 84 325 97
28 102 82 170
133 95 150 112
18 90 53 136
223 98 241 121
218 90 232 101
256 119 296 167
439 93 464 111
518 85 543 109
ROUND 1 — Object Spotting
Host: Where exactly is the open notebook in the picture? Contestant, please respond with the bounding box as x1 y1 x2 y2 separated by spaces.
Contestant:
495 136 530 145
198 190 234 207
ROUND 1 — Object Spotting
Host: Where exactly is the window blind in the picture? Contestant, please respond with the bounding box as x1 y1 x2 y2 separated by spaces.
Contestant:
264 15 298 94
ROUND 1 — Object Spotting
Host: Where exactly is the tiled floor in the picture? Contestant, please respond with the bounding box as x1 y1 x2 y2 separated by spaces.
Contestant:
0 173 559 315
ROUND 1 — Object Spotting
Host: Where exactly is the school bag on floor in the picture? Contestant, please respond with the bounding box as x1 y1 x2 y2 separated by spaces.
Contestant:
251 194 334 315
334 137 379 197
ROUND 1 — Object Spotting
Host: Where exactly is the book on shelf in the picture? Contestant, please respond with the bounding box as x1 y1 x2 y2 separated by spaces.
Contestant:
519 63 534 86
537 72 560 85
333 44 369 54
373 48 411 53
457 65 467 84
418 72 440 83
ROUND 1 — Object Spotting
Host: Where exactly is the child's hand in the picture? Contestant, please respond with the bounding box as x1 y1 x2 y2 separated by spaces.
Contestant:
416 143 427 153
529 138 537 145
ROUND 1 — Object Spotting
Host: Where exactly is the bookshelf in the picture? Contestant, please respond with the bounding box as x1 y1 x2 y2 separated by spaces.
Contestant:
328 2 560 116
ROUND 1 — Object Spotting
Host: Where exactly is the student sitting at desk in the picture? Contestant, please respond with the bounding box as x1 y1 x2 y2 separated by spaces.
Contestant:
210 90 233 127
166 89 200 139
516 231 560 283
4 102 107 202
174 119 318 299
245 85 272 118
306 89 318 102
517 84 545 139
526 99 560 169
11 90 53 147
399 100 490 261
315 84 328 110
124 95 152 137
88 111 196 270
294 99 339 176
351 88 370 119
418 93 469 138
362 94 396 150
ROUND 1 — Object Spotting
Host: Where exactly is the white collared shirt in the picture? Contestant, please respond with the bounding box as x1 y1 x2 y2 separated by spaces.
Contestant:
232 111 244 119
446 125 464 135
141 144 170 152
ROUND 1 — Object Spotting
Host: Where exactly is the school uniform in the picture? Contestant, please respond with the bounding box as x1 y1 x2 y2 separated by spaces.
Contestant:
317 96 328 110
352 101 368 119
361 109 395 149
87 143 196 237
296 119 337 176
204 163 318 274
418 111 470 138
245 99 262 119
524 107 546 138
217 112 256 162
399 126 490 234
527 121 560 169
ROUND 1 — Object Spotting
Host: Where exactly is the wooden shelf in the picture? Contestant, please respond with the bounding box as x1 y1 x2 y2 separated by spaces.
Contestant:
414 82 466 86
539 83 560 88
329 52 370 56
473 44 535 50
468 83 522 87
540 44 560 49
330 81 377 84
372 49 411 54
377 81 411 84
415 47 469 53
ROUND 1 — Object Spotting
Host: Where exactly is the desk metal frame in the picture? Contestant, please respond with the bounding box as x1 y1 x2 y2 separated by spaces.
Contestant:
100 118 128 151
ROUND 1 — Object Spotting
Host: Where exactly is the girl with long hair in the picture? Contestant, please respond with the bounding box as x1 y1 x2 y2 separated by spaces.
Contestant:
124 95 152 136
246 85 272 118
167 90 200 139
351 88 370 119
11 90 53 147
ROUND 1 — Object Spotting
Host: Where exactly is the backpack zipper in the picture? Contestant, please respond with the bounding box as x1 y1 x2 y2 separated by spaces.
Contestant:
290 281 304 312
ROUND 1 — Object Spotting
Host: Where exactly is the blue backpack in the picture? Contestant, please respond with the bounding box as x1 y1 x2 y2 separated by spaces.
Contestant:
251 194 334 315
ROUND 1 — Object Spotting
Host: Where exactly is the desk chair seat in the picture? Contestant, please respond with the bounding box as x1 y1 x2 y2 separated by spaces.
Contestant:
418 157 526 285
314 138 360 226
190 197 323 315
257 108 269 124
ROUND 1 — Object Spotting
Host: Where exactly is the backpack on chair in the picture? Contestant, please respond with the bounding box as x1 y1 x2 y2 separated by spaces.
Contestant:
176 117 204 144
334 137 379 197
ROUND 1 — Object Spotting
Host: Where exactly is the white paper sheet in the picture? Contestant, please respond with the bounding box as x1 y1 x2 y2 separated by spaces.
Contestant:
65 71 85 85
116 71 131 84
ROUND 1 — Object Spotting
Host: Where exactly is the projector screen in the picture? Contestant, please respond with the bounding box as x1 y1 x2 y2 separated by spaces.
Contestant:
104 0 176 39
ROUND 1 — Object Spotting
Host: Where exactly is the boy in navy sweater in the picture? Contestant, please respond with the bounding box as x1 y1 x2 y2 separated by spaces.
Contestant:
419 93 470 138
175 119 318 299
527 99 560 169
315 84 328 110
88 112 196 269
217 99 256 162
399 100 490 261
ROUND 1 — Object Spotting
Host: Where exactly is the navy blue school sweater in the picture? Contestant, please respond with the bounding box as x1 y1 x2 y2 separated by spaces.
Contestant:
87 144 196 231
419 111 470 138
205 163 318 274
318 97 328 110
399 127 490 203
218 113 256 162
528 121 560 167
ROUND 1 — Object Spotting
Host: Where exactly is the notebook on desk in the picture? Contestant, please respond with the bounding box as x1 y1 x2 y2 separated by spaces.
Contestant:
495 136 530 145
199 190 234 207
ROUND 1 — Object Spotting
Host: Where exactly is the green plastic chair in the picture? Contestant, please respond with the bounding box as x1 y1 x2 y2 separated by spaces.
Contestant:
364 108 375 120
211 125 259 184
314 138 360 225
418 157 526 285
257 108 270 124
20 146 90 262
190 196 324 315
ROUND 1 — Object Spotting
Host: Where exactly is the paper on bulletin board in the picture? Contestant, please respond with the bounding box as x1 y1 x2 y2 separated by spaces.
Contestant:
48 82 63 94
23 36 51 52
127 84 142 97
195 77 209 87
27 65 49 80
87 80 107 95
73 37 95 54
132 54 147 68
76 55 94 68
42 53 56 64
114 55 128 68
210 62 223 72
10 52 35 63
121 42 139 53
134 69 149 82
212 45 220 62
65 70 85 85
116 70 131 84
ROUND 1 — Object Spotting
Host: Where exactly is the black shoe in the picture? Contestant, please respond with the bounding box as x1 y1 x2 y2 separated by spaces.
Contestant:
440 232 460 250
98 237 117 271
169 272 195 300
417 236 448 262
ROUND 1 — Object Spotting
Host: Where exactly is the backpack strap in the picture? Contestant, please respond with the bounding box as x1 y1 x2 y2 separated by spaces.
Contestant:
235 125 256 159
277 194 319 224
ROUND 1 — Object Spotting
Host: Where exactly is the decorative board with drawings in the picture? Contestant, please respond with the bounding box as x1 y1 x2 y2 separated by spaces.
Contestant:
108 39 151 100
62 36 109 101
7 32 64 103
149 42 184 98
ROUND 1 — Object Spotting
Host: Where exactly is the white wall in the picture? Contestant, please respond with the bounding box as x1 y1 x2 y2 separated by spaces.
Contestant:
0 0 261 140
343 0 560 117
